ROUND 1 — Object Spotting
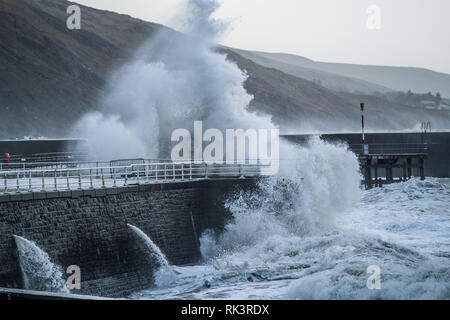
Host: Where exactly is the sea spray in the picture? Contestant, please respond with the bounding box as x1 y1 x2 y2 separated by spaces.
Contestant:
72 0 273 160
13 235 69 293
128 149 450 299
133 139 366 298
126 224 182 288
200 138 362 265
127 224 170 267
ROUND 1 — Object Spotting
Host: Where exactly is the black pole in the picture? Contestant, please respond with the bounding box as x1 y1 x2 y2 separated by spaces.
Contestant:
360 103 365 144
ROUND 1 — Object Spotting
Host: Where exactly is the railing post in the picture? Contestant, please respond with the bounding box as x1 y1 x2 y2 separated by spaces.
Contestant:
113 168 117 188
181 163 184 181
101 168 105 188
66 170 70 191
41 171 45 192
173 163 176 181
189 162 192 180
125 168 128 186
155 164 158 182
78 170 82 190
54 169 58 191
205 163 208 179
89 169 93 189
164 164 167 182
137 165 141 184
146 164 149 181
16 172 20 193
3 174 7 194
28 171 32 193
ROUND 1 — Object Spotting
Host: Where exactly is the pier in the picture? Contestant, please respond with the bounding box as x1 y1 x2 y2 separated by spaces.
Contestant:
359 153 426 189
282 135 439 189
349 142 427 189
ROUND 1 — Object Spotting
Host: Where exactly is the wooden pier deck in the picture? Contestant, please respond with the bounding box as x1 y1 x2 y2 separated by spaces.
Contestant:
359 153 427 189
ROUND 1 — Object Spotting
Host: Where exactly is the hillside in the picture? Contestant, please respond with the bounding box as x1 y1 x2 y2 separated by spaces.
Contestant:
227 47 393 95
220 49 450 132
1 0 449 139
0 0 165 138
234 49 450 98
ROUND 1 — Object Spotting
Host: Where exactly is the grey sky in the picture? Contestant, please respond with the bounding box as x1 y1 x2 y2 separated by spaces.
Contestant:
73 0 450 74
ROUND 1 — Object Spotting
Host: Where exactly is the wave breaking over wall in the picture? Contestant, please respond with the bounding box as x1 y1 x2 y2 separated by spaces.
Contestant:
200 137 362 265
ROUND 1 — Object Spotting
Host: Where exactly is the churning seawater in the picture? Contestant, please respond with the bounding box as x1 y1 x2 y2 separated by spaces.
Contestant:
130 139 450 300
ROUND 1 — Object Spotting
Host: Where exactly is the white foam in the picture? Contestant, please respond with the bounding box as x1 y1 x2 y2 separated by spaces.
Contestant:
200 138 362 263
13 235 69 293
131 145 449 300
127 224 170 267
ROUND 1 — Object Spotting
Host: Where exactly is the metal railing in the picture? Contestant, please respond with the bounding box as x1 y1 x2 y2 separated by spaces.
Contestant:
1 160 110 172
0 158 175 172
0 160 268 195
8 151 87 164
349 142 429 155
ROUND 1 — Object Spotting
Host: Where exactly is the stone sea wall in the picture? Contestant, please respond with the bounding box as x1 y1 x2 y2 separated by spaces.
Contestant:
0 179 256 297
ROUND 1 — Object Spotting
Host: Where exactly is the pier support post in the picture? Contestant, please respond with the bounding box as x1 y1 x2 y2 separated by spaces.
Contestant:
407 158 412 179
364 158 372 189
419 157 425 180
359 153 426 189
374 161 378 187
386 159 393 183
402 162 407 181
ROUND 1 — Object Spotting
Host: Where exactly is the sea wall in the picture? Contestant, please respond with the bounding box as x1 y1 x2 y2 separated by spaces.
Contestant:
0 179 256 297
0 139 83 157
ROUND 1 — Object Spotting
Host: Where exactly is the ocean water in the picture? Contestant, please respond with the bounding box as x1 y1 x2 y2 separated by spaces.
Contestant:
131 140 450 300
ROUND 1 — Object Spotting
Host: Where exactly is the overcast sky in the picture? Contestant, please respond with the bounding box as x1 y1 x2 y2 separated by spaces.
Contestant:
73 0 450 74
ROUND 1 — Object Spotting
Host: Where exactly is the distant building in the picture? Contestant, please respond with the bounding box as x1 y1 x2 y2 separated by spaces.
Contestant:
421 100 437 109
438 103 450 111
